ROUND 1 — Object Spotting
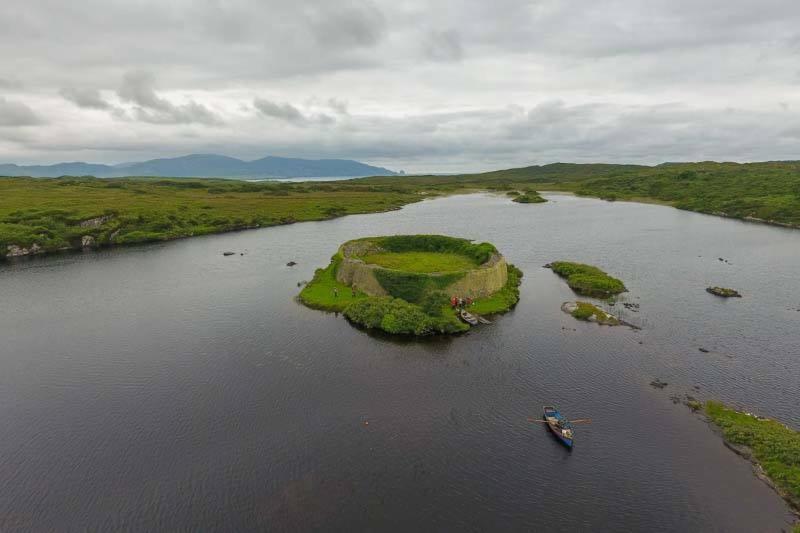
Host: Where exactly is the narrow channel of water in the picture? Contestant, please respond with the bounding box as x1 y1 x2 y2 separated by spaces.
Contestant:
1 193 797 531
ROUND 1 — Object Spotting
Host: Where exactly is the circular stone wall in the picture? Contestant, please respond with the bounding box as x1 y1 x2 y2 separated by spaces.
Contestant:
335 237 508 299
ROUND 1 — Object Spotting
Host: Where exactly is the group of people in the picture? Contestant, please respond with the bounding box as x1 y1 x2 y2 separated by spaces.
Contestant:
450 295 473 309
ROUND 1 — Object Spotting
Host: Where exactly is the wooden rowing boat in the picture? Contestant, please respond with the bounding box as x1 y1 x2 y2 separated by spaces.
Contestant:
459 309 479 326
543 405 574 448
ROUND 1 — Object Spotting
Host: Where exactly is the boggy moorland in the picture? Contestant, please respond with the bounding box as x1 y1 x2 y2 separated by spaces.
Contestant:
3 160 800 259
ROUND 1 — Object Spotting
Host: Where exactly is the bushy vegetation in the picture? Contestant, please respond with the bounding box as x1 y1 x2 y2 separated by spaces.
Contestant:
512 191 547 204
548 261 627 298
706 401 800 512
343 296 467 335
373 269 464 304
470 264 523 315
361 251 477 273
570 301 620 325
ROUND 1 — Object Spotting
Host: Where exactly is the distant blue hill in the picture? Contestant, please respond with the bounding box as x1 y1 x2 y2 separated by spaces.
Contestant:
0 153 397 179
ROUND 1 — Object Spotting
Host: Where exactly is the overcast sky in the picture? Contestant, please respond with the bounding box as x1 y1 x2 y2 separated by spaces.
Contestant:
1 0 800 172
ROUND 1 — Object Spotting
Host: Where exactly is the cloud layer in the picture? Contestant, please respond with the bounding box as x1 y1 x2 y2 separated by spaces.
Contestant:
1 0 799 171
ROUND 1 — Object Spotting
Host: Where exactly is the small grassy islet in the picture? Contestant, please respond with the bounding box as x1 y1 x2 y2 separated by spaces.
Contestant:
512 191 547 204
570 301 620 325
548 261 627 298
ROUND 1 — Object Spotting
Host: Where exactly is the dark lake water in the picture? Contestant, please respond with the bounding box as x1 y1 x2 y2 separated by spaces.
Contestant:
1 193 798 532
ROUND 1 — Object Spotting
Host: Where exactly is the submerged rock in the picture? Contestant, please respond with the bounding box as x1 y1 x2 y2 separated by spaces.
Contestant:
650 378 668 389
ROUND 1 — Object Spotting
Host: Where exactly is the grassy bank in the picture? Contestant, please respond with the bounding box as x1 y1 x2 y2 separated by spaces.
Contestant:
298 256 366 312
4 160 800 259
357 161 800 228
469 264 523 315
0 177 425 257
547 261 627 298
705 401 800 513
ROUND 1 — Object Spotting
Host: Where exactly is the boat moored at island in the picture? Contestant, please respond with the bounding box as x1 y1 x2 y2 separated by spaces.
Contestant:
543 406 574 448
459 309 479 326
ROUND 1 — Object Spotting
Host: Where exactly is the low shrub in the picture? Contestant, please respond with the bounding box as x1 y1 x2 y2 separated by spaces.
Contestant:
343 296 466 335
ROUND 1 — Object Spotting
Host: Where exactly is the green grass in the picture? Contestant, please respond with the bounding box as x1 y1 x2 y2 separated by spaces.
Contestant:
298 257 366 312
361 251 478 273
357 161 800 228
569 301 620 325
6 159 800 259
373 234 498 265
469 264 523 315
0 177 423 256
548 261 627 298
706 401 800 512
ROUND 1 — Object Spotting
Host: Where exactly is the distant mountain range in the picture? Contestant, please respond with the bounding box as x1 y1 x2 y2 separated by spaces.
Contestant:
0 154 397 179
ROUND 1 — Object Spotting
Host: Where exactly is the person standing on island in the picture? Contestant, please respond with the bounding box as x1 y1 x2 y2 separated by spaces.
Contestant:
333 288 339 298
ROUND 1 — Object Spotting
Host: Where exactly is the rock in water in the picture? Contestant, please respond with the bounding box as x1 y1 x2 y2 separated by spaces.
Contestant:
223 251 235 256
650 378 668 389
287 261 297 267
706 286 742 298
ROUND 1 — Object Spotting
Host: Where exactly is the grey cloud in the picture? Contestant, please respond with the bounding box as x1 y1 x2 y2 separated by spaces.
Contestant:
306 1 386 48
253 98 305 123
0 78 23 90
117 71 221 125
0 97 44 126
254 98 335 126
328 98 349 115
424 30 463 62
60 87 111 109
3 1 800 170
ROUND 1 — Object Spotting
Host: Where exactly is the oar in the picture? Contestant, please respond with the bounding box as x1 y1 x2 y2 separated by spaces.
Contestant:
527 417 592 424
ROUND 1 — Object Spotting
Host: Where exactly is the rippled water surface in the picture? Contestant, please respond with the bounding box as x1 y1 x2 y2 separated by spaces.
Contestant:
1 193 798 531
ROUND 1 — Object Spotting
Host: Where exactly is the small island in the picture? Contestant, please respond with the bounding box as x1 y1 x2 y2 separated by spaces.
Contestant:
561 301 621 326
511 191 547 204
299 235 522 335
546 261 627 298
706 286 742 298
